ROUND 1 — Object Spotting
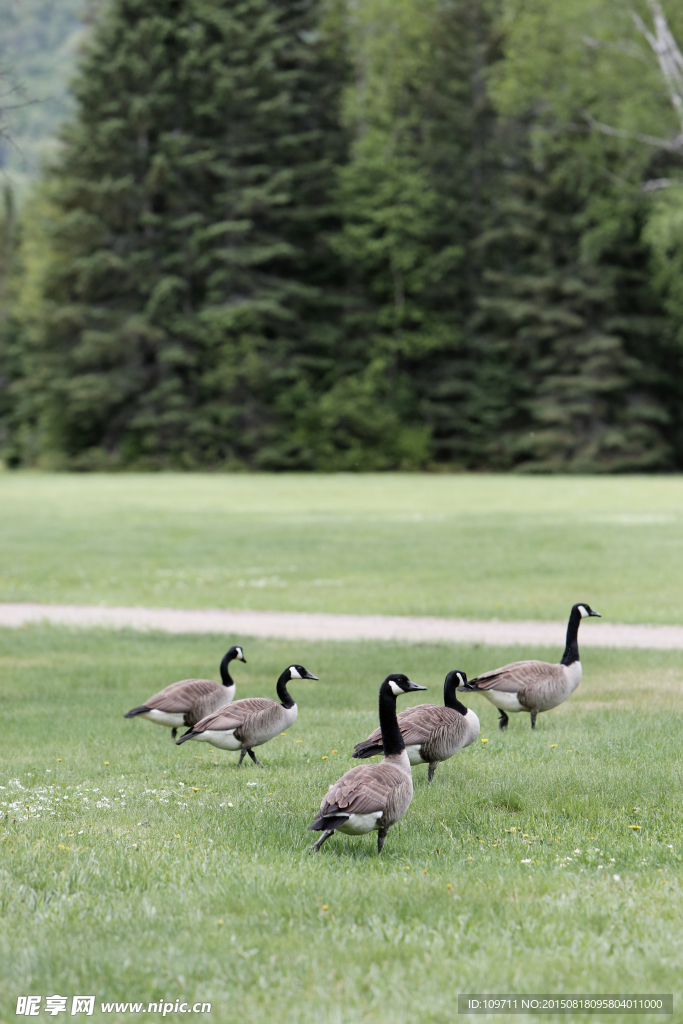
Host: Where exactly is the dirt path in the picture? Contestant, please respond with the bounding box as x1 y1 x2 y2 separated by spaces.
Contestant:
1 602 682 649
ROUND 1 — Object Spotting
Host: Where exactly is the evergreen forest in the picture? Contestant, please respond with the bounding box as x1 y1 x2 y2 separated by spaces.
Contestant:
1 0 683 472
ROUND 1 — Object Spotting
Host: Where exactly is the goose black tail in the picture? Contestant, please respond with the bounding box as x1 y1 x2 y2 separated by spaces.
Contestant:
124 706 150 719
308 815 349 833
175 729 196 744
353 740 383 759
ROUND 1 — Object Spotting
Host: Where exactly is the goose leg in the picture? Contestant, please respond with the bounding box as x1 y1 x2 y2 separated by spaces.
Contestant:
309 829 334 853
171 728 177 740
498 711 509 731
247 749 263 766
238 748 247 767
530 712 537 730
428 762 439 782
377 828 389 854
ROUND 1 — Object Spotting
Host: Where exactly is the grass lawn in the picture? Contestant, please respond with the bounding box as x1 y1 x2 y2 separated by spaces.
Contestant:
1 472 683 623
1 626 681 1023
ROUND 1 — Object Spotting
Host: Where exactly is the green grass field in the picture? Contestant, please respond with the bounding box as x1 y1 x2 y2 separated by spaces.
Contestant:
1 473 682 1023
1 472 683 622
1 627 682 1024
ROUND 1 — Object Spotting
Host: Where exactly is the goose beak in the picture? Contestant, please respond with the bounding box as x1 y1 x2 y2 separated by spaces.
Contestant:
240 655 247 662
589 610 601 617
304 671 319 680
406 680 427 692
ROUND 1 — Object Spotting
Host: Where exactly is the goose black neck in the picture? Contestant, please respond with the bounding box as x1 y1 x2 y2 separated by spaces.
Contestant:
276 671 295 710
378 683 405 757
219 652 235 688
561 607 581 666
443 678 468 715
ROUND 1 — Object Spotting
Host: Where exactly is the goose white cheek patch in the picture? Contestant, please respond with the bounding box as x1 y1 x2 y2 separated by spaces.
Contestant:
289 666 302 678
578 605 588 618
389 680 403 696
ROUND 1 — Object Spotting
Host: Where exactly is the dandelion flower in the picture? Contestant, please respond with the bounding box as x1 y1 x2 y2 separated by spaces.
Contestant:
550 744 558 748
467 856 472 861
57 758 62 762
322 905 328 910
321 756 328 760
104 762 109 766
192 787 200 792
447 883 452 890
481 738 488 744
629 825 641 830
332 750 337 754
218 920 224 926
423 868 427 874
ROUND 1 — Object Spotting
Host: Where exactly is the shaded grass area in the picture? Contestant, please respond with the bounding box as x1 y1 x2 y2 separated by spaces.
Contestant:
2 473 683 622
1 627 681 1023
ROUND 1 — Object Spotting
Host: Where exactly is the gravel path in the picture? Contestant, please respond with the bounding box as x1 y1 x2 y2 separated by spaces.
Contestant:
1 602 683 649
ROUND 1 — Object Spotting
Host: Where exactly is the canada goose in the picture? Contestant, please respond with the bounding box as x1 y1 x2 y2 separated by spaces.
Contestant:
465 603 601 729
175 664 318 765
308 674 427 854
353 670 479 781
124 645 246 739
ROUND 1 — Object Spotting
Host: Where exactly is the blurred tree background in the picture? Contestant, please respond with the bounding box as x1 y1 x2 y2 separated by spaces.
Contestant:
1 0 683 470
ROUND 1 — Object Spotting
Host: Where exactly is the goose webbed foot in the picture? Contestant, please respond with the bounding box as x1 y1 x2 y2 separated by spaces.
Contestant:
377 828 389 854
171 728 177 740
498 711 509 731
309 829 334 853
247 749 263 766
530 712 537 730
427 762 438 782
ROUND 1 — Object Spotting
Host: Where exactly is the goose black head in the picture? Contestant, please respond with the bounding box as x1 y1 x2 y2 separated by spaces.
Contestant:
445 669 468 691
383 673 427 695
573 603 601 619
227 645 247 663
285 665 319 681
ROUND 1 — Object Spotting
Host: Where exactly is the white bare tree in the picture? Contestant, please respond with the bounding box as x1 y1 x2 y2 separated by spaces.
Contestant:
583 0 683 192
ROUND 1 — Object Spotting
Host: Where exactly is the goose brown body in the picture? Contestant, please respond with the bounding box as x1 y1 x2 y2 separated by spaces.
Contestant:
176 665 318 765
353 670 479 780
316 754 413 833
124 646 246 738
309 674 427 853
466 603 600 729
180 698 298 750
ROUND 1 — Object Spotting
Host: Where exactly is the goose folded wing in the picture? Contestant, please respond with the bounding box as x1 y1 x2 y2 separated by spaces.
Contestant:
361 705 446 748
395 704 451 745
471 660 556 692
192 698 274 734
320 764 408 817
145 678 220 711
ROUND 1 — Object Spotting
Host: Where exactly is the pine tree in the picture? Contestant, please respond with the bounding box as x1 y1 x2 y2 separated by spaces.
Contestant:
457 150 675 472
6 0 349 468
